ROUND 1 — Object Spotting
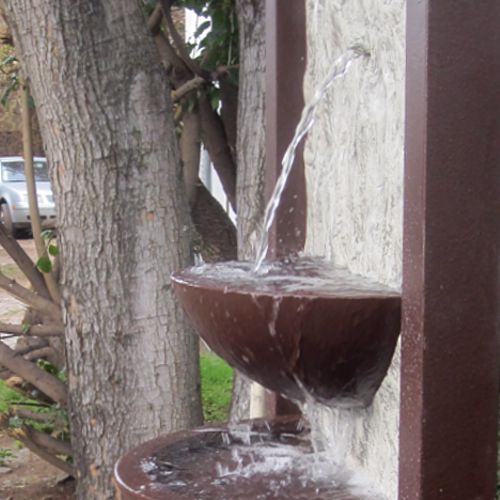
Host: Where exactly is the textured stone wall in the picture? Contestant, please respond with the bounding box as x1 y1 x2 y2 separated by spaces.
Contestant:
303 0 405 497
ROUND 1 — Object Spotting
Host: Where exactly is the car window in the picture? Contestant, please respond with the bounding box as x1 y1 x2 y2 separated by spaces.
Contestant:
1 161 49 182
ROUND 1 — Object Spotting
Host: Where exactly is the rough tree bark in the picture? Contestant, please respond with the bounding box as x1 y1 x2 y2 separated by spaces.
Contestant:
230 0 267 421
3 1 203 498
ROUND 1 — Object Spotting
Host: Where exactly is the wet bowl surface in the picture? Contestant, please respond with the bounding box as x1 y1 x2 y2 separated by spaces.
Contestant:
114 417 366 499
171 259 401 408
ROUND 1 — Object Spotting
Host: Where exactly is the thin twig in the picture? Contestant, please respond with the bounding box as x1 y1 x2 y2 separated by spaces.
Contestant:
8 338 47 356
171 76 205 102
9 427 73 476
10 408 55 423
24 346 55 361
21 81 62 304
0 224 51 299
27 427 72 456
171 65 240 102
0 272 61 322
198 94 237 209
0 321 64 337
0 341 67 404
147 3 163 34
160 1 208 78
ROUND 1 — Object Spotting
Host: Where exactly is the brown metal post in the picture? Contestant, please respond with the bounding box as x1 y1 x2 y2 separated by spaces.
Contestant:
263 0 307 417
400 1 500 498
265 0 307 259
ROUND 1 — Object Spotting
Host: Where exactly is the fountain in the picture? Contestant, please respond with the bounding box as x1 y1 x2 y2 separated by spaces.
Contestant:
114 0 500 497
114 5 402 500
171 258 400 409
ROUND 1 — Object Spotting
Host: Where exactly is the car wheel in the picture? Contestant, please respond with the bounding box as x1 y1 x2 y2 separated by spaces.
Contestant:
0 202 15 236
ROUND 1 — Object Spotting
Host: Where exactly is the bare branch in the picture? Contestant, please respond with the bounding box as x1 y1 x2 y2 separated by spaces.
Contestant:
219 77 238 158
0 224 50 299
0 341 67 404
8 427 73 476
10 408 54 422
24 346 55 361
171 66 240 103
7 338 47 356
198 94 236 209
180 111 201 205
147 3 163 34
172 76 205 102
192 183 237 262
21 81 62 304
160 0 208 78
0 321 64 337
153 29 186 75
27 427 72 456
0 272 61 322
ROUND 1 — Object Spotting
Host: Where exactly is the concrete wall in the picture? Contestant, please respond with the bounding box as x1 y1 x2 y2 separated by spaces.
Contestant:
303 1 405 497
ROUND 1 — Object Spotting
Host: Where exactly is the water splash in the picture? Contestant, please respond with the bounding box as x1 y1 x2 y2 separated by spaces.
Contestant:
184 257 397 298
254 45 370 272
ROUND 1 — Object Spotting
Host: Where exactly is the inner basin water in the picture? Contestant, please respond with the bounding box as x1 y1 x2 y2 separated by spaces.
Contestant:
182 256 398 299
141 418 385 499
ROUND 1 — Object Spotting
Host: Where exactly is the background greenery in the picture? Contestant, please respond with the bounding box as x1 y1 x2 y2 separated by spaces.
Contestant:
200 352 233 423
0 351 233 465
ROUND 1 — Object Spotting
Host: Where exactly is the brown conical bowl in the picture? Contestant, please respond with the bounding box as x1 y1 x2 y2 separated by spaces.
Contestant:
114 416 362 499
172 260 401 408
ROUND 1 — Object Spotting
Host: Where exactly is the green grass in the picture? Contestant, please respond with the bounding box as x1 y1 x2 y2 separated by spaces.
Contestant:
1 354 234 426
0 379 27 413
0 378 66 434
200 353 233 423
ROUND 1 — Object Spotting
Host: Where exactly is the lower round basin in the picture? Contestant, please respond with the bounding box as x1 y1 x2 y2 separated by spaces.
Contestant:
114 416 374 499
171 258 401 408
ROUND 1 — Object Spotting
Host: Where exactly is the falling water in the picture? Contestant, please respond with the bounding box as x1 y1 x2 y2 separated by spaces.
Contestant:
162 39 390 500
253 45 370 272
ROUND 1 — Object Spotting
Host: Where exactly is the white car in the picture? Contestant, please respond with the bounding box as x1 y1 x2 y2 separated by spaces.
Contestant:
0 156 56 236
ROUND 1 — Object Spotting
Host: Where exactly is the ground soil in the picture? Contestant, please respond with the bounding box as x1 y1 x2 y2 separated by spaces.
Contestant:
0 237 75 500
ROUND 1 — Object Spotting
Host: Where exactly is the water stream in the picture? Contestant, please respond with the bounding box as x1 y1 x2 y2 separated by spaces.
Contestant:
191 46 380 497
161 45 389 499
253 45 370 272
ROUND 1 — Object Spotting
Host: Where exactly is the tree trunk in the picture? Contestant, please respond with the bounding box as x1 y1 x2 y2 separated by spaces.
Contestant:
230 0 267 421
3 2 203 498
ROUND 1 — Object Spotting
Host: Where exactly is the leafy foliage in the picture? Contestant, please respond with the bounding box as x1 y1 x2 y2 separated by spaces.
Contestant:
36 255 52 273
180 0 238 71
0 374 68 436
0 448 13 466
36 230 59 273
0 48 18 108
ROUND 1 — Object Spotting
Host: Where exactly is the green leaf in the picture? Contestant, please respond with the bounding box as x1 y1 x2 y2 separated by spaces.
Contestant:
8 416 23 428
0 448 13 467
36 256 52 273
0 54 16 66
48 244 59 256
40 229 53 241
0 78 17 107
21 323 31 335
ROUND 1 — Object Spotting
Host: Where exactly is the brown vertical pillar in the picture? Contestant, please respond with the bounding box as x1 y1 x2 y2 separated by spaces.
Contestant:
263 0 307 417
265 0 307 259
400 1 500 498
